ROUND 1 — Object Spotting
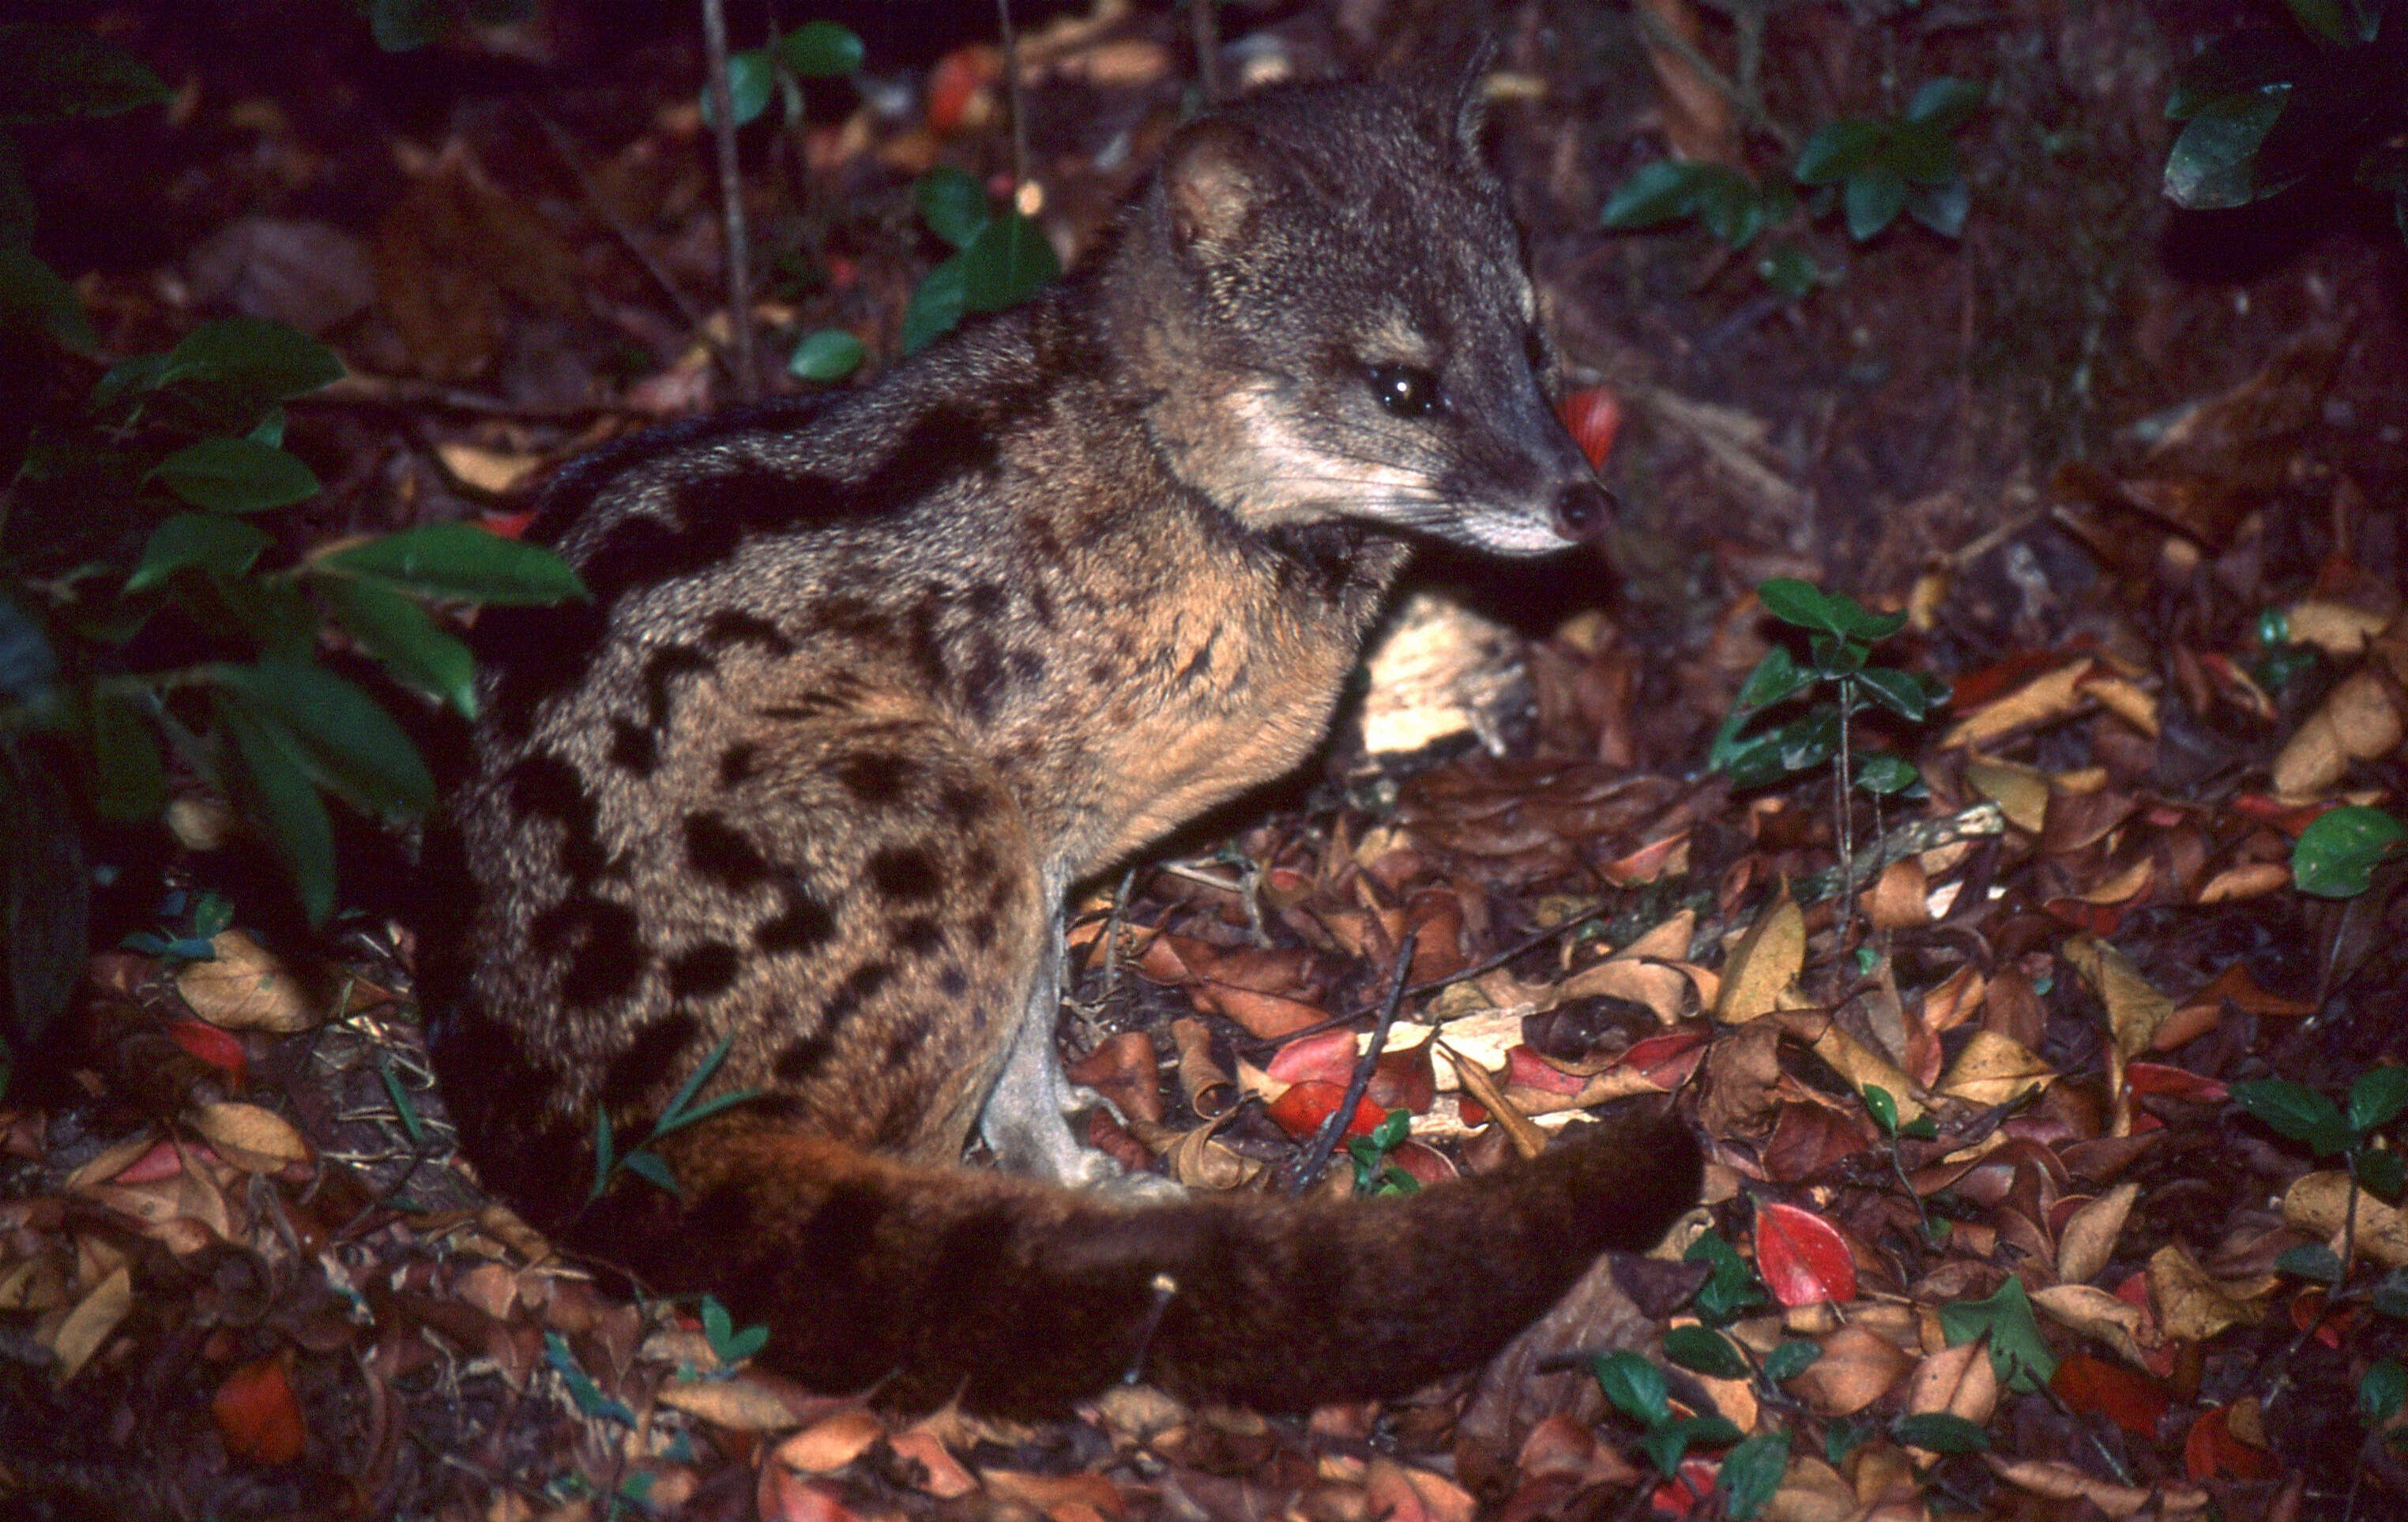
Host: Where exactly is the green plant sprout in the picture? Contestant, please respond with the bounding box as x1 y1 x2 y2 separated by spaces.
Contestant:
588 1035 761 1202
1347 1107 1420 1197
2239 1066 2408 1287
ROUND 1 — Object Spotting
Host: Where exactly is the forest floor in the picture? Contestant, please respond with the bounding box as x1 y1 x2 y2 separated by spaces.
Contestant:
3 2 2406 1520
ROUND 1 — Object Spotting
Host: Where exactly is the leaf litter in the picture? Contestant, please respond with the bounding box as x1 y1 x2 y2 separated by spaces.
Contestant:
5 2 2408 1520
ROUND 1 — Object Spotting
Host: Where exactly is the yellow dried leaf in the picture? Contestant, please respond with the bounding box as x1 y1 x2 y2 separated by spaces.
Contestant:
1759 1454 1857 1522
1902 1338 1998 1447
1983 1456 2207 1516
65 1127 160 1193
2063 935 2173 1058
176 931 320 1033
1615 909 1696 963
2284 1170 2408 1267
1789 1322 1910 1416
1715 885 1803 1024
1863 857 1928 932
1962 754 2049 833
435 441 544 496
1938 1030 2054 1107
658 1374 811 1432
2272 670 2406 798
2195 861 2291 904
2147 1244 2271 1341
1559 956 1691 1024
2057 1182 2140 1285
771 1406 886 1471
45 1265 132 1383
190 1102 311 1174
1811 1024 1924 1121
1943 659 2093 750
2080 674 2158 736
2030 1284 2162 1370
2285 599 2390 656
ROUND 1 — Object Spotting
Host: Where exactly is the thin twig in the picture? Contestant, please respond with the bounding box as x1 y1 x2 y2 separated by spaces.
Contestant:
1189 0 1222 105
1291 930 1417 1194
528 106 705 330
995 0 1029 192
1405 904 1607 997
698 0 758 400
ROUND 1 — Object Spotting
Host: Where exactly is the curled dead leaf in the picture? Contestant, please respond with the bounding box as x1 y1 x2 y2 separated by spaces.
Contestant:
2271 668 2406 797
2146 1244 2271 1341
44 1265 133 1383
1963 754 2050 832
660 1374 815 1432
1984 1455 2207 1516
2063 935 2173 1059
1789 1322 1909 1415
1938 1030 2054 1108
1715 885 1804 1024
2283 1170 2408 1267
1902 1337 1999 1448
2032 1284 2164 1371
771 1407 886 1472
190 1102 311 1174
176 932 320 1033
2057 1182 2140 1285
1943 660 2094 750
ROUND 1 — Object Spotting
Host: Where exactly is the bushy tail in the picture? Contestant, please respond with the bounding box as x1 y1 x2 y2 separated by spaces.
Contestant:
573 1100 1700 1415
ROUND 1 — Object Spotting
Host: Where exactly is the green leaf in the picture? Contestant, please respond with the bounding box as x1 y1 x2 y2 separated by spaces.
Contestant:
2352 1068 2408 1135
1729 645 1815 716
1937 1276 2056 1392
2355 1147 2406 1204
1863 1084 1899 1136
199 570 319 660
318 521 587 606
1718 1432 1789 1520
210 656 436 818
1756 578 1840 632
1601 160 1708 230
1893 1412 1991 1453
378 1054 427 1147
900 250 970 352
776 20 863 78
589 1110 615 1200
621 1148 680 1197
149 437 320 513
1755 242 1821 299
2232 1078 2350 1155
961 212 1061 314
214 693 337 925
1590 1350 1669 1426
657 1033 736 1132
1795 118 1888 186
1767 708 1842 776
705 49 776 129
1642 1414 1744 1476
2293 805 2406 898
324 577 477 718
1371 1108 1412 1150
788 327 865 381
0 594 59 705
2165 86 2293 209
2166 29 2316 121
1855 666 1933 721
0 246 96 351
701 1293 769 1362
544 1331 638 1424
135 496 250 590
1885 122 1960 186
1843 166 1909 240
1906 176 1970 238
1691 167 1769 246
1685 1231 1770 1325
2278 1242 2345 1283
88 690 167 822
1906 77 1985 133
1664 1325 1751 1380
160 318 344 400
2362 1359 2407 1426
2283 0 2357 43
0 24 169 124
1762 1340 1822 1382
2373 1267 2408 1319
916 164 991 250
0 750 90 1047
1854 753 1921 797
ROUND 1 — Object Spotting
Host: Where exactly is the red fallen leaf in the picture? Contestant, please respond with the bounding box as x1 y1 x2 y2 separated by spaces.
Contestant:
1504 1045 1588 1095
1064 1031 1164 1126
1264 1080 1386 1142
212 1351 307 1464
924 45 998 136
1557 387 1624 469
164 1018 247 1082
2113 1270 2150 1309
1388 1140 1458 1188
1762 1102 1874 1182
2226 793 2332 836
119 1137 196 1185
2125 1063 2228 1102
478 508 539 540
2052 1351 2170 1437
1268 1028 1360 1088
1266 1028 1436 1114
1648 1457 1718 1517
2184 1404 2278 1481
1755 1201 1857 1308
1617 1029 1710 1089
759 1468 869 1522
2288 1287 2357 1349
1949 648 2074 712
1081 1107 1153 1175
1458 1095 1489 1127
2042 897 2128 936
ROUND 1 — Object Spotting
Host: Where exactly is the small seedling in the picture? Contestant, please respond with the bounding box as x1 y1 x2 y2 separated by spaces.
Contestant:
589 1035 761 1202
900 165 1062 353
1863 1083 1942 1242
2240 1067 2408 1285
698 1292 770 1368
1347 1108 1420 1196
1591 1349 1747 1479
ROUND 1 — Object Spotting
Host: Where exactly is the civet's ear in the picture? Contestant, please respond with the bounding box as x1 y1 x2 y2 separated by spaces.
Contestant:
1409 32 1499 162
1160 117 1282 261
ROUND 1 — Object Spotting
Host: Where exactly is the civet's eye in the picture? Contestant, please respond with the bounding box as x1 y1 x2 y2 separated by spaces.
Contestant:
1368 363 1440 418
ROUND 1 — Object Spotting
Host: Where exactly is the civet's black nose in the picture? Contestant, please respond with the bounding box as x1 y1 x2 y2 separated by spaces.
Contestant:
1551 479 1618 541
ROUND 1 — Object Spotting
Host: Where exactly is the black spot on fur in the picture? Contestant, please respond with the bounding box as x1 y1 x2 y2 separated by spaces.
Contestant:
719 743 758 787
755 885 836 957
1008 649 1046 686
1027 584 1055 627
965 582 1006 618
968 913 996 951
895 915 943 956
1086 659 1112 684
608 720 657 775
602 1011 701 1108
833 752 916 806
639 644 713 728
936 784 982 829
504 752 611 884
799 1184 890 1276
666 941 741 1001
867 844 942 903
962 844 999 885
904 596 948 690
880 1020 923 1070
702 609 795 654
684 812 773 889
938 964 968 998
774 1032 835 1082
531 896 648 1009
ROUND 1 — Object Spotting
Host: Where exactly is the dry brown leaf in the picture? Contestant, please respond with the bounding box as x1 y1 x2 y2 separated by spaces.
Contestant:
2058 1182 2140 1284
2195 861 2292 903
1616 910 1697 963
1364 1457 1477 1522
1984 1455 2208 1515
1943 660 2094 750
1902 1337 1999 1441
1438 1043 1548 1160
177 931 322 1032
2287 599 2392 656
1760 1454 1857 1522
2032 1284 2163 1370
2080 674 2160 736
45 1265 132 1383
189 1101 310 1174
1715 885 1804 1024
1789 1322 1910 1415
887 1424 978 1498
2147 1244 2271 1340
435 441 544 496
1962 755 2049 832
1631 0 1740 163
1864 857 1929 932
1938 1030 2054 1108
2064 935 2173 1058
660 1374 814 1432
64 1128 160 1193
1164 1119 1262 1190
1810 1024 1925 1122
2283 1170 2408 1267
772 1407 886 1471
2271 668 2407 797
1558 957 1690 1024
